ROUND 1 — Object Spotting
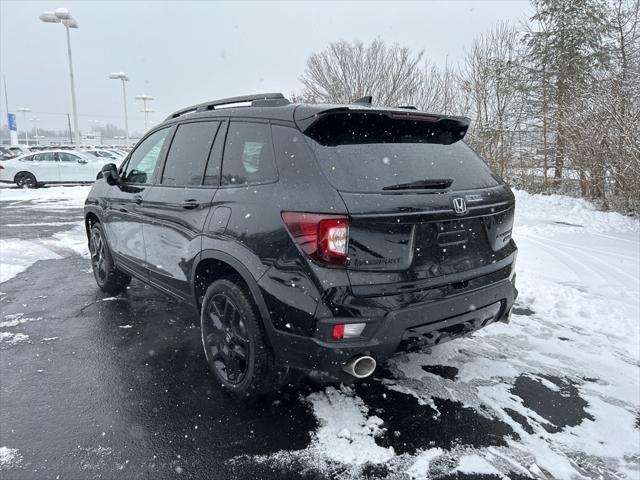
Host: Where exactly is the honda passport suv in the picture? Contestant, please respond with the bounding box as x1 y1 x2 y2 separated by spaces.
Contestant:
84 93 518 397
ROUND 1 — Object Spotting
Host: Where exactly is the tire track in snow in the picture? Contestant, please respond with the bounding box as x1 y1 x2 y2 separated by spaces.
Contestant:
520 236 615 287
528 234 639 287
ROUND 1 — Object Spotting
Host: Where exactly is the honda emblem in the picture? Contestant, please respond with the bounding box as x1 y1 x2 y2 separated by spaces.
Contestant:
452 197 467 215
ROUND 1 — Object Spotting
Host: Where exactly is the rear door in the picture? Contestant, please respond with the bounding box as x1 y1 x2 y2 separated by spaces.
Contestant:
302 111 516 293
57 151 94 182
140 120 223 297
30 152 60 182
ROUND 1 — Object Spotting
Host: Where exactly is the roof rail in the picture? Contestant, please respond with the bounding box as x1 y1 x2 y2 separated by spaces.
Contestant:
165 92 287 120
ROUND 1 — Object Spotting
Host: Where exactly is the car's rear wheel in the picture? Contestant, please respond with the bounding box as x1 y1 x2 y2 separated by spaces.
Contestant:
89 223 131 295
15 172 37 189
201 278 277 397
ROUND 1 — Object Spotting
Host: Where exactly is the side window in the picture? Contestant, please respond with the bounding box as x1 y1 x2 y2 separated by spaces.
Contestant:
203 121 226 186
161 121 219 186
221 121 277 186
34 152 58 162
122 128 170 184
58 152 80 162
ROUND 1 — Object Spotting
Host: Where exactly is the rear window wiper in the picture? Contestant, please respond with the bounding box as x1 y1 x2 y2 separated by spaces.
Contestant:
382 178 453 191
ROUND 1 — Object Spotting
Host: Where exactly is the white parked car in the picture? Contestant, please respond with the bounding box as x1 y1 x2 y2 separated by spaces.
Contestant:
0 150 109 188
84 149 125 161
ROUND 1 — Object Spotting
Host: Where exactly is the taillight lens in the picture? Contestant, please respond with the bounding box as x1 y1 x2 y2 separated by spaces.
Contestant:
281 211 349 266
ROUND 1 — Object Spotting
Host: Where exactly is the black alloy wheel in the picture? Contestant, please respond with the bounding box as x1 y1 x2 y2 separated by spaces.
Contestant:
90 228 107 284
203 293 251 385
88 223 131 294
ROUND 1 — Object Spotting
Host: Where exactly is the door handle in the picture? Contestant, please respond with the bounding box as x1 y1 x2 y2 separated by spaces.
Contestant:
133 195 143 205
181 199 199 210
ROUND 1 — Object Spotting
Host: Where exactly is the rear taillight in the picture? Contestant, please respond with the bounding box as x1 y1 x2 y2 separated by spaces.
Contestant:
281 211 349 267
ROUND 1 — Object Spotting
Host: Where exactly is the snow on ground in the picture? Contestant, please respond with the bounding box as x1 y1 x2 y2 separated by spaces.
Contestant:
0 239 62 283
0 186 90 283
0 446 23 469
244 190 640 479
0 184 91 208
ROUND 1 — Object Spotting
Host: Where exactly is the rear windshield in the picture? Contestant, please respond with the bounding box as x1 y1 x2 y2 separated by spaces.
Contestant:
304 112 500 193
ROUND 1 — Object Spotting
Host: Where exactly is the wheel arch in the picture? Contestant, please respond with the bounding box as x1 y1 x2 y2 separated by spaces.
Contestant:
14 171 36 183
191 250 274 334
85 211 100 240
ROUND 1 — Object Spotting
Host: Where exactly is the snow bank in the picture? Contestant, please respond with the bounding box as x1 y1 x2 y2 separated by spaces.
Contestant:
514 189 639 234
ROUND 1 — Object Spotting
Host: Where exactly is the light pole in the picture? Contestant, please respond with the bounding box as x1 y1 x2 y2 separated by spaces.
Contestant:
109 72 129 145
30 116 40 145
40 8 80 147
16 107 31 145
135 94 154 131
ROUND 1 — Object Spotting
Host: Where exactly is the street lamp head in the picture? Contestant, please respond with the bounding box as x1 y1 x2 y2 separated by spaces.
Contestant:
62 18 79 28
54 8 70 20
17 107 32 113
135 94 154 101
109 72 128 81
40 12 61 23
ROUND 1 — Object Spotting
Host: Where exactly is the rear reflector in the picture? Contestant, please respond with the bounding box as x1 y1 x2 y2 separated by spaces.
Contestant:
331 322 366 341
343 323 366 338
281 212 349 266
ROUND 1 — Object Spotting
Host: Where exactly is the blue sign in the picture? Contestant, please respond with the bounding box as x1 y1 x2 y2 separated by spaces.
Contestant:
7 113 16 131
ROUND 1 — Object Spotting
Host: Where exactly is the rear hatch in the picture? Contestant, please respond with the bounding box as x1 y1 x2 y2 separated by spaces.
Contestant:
299 108 516 295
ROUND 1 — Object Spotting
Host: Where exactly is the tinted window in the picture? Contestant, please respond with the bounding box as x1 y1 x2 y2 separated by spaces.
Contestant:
203 121 226 186
161 121 219 186
305 113 500 193
272 125 321 181
122 128 170 184
221 122 277 186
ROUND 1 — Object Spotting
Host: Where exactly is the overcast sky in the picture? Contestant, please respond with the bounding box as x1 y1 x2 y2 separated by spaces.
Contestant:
0 0 531 133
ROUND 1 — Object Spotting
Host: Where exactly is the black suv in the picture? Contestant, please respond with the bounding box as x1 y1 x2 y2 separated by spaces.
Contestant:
85 93 517 396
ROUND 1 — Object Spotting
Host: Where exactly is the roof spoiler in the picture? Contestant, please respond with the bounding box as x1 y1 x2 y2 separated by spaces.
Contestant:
295 106 471 143
166 93 289 120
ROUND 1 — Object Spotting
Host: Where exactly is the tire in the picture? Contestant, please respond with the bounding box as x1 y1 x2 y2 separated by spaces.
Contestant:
200 278 277 397
15 172 37 189
89 223 131 295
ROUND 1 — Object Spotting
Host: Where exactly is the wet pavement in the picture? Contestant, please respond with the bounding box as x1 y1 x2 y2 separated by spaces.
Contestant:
1 190 636 479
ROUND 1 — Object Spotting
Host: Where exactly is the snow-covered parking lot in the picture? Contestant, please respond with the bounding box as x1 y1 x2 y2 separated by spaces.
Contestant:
0 185 638 479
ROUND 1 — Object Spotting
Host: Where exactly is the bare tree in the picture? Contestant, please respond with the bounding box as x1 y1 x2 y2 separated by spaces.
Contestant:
460 21 529 177
299 39 424 105
409 59 466 115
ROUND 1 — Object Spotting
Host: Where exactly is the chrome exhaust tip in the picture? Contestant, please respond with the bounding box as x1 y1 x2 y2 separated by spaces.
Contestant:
342 355 377 379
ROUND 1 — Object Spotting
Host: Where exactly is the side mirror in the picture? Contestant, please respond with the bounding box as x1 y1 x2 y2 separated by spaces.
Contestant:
78 157 88 164
101 163 120 185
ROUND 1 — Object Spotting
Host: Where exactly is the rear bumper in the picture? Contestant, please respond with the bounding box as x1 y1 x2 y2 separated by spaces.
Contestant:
267 275 517 374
